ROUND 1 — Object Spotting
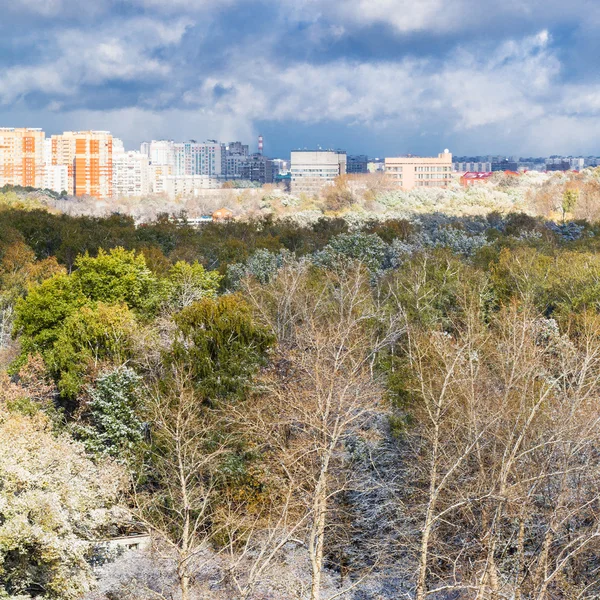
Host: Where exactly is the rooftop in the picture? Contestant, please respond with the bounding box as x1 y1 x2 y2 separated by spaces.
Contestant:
292 149 347 154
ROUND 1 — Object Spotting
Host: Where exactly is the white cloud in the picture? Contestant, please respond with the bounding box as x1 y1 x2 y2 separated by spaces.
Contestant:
157 28 600 154
175 31 558 130
0 17 191 104
5 0 110 17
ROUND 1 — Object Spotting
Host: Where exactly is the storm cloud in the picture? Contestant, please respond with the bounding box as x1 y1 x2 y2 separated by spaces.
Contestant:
1 0 599 156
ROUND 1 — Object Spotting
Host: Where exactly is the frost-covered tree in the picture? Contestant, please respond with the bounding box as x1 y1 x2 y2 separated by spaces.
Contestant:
312 232 389 273
75 366 144 460
0 410 125 599
227 248 293 289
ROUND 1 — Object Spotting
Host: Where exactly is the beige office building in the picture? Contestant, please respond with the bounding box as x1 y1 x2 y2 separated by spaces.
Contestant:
0 127 45 188
290 150 346 195
149 164 173 194
385 150 453 191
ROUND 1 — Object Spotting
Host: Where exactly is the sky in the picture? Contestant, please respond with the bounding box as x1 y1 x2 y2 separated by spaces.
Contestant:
2 0 600 158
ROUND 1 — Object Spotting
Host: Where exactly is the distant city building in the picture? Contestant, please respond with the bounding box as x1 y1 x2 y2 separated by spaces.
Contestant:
173 140 226 178
546 157 584 171
149 164 173 194
491 159 518 172
453 161 492 173
225 155 245 179
225 141 249 179
290 150 347 195
385 150 453 190
347 155 369 174
460 172 493 187
141 140 175 167
546 161 571 172
0 127 45 189
240 154 274 185
518 161 546 172
570 157 585 170
227 141 249 156
367 160 385 173
44 165 69 195
51 131 113 199
271 158 289 175
113 151 150 198
164 175 220 198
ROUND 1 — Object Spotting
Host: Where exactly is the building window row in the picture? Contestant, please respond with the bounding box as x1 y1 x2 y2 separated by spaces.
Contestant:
416 173 452 180
415 166 451 172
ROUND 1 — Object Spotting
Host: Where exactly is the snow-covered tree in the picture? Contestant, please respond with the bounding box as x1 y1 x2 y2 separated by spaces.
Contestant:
0 410 126 599
74 366 144 460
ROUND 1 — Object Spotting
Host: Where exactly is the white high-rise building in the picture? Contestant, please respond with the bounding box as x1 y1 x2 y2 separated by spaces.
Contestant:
113 151 150 198
173 141 226 177
290 150 347 195
141 140 175 167
140 140 177 194
44 165 69 195
569 157 585 170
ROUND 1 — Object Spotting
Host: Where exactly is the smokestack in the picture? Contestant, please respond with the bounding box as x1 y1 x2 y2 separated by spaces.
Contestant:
258 135 264 156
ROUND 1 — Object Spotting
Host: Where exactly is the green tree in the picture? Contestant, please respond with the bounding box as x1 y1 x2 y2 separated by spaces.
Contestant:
72 247 160 316
384 249 492 330
170 295 274 403
13 274 87 358
561 188 579 224
50 302 137 398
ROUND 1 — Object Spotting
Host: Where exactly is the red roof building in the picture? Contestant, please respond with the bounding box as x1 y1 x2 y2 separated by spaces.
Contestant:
460 171 493 187
460 171 519 187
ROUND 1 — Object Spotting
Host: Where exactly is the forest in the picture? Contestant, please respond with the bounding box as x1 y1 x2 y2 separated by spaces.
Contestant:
1 205 600 599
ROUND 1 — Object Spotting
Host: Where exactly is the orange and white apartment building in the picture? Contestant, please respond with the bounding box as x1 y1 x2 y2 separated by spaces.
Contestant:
0 127 45 188
385 150 453 191
51 131 114 199
0 128 114 200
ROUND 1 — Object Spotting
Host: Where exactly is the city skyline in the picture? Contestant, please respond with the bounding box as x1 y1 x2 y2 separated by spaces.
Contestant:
2 1 600 157
3 125 600 162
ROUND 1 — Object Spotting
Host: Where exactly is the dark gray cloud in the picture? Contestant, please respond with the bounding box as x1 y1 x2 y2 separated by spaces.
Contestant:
1 0 599 156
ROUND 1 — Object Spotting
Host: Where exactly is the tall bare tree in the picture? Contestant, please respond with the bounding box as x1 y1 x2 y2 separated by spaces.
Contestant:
241 260 403 600
400 300 600 600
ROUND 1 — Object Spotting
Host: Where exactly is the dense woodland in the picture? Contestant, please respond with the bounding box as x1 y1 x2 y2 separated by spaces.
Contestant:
1 204 600 599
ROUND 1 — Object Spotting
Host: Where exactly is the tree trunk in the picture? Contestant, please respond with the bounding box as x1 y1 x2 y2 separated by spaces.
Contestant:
514 518 525 600
309 449 333 600
415 521 432 600
416 421 441 600
180 571 191 600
